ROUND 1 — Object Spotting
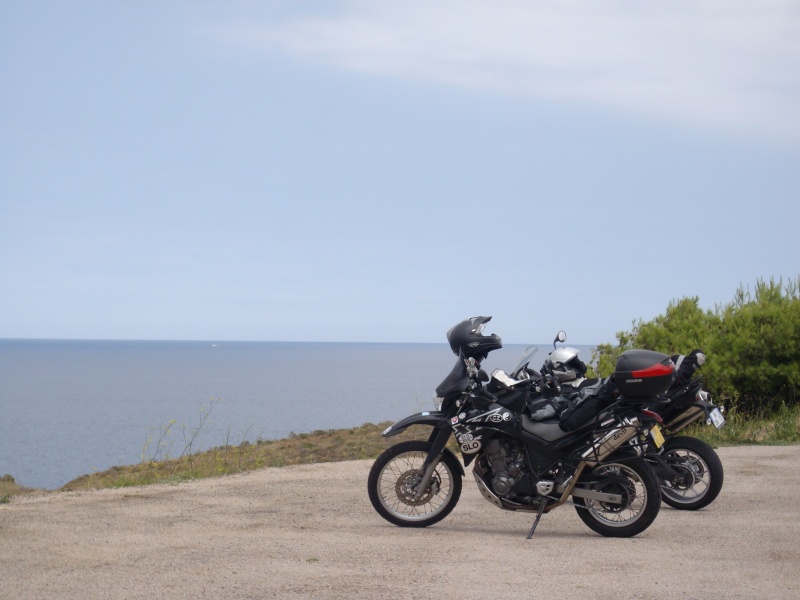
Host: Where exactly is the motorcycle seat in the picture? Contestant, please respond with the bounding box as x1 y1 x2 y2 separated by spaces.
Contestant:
520 413 571 441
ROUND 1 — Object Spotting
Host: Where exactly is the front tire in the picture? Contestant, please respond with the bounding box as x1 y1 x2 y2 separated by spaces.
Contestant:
573 458 661 537
660 436 723 510
367 440 462 528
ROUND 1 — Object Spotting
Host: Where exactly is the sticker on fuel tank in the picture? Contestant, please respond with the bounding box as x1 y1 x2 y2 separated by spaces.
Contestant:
461 440 482 454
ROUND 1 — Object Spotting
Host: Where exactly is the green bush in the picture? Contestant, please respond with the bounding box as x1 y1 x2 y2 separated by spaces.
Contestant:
592 296 718 376
710 279 800 413
593 277 800 415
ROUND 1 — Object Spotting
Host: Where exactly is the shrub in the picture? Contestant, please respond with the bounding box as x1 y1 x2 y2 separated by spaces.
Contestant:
593 277 800 415
708 278 800 413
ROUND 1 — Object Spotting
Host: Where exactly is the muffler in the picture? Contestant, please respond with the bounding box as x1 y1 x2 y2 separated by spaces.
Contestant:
581 417 640 466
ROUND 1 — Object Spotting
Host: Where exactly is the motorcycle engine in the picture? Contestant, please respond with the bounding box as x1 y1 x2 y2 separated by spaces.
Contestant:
485 438 530 497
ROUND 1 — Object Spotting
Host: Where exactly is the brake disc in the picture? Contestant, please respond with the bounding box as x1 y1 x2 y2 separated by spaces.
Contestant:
395 470 441 506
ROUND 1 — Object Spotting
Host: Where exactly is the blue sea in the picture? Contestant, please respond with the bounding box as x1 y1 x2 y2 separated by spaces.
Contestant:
0 340 594 489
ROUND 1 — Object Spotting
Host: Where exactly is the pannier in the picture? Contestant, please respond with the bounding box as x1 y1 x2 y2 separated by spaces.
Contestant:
614 349 675 398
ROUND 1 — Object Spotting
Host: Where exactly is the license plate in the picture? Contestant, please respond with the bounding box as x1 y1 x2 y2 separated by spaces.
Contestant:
709 407 726 429
650 425 665 448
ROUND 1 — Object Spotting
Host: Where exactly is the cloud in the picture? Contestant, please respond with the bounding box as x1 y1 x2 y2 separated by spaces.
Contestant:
201 0 800 143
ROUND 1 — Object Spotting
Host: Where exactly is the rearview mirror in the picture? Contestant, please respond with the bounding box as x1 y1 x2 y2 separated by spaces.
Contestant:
553 330 567 348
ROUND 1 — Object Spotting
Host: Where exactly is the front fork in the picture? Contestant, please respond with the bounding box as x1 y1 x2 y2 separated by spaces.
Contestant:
413 426 453 501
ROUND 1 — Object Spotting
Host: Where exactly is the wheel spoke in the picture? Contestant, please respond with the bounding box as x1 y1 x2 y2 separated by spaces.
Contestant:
585 464 647 527
662 448 711 503
377 451 454 521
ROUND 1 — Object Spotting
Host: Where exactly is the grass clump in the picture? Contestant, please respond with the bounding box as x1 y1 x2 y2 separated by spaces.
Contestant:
59 422 442 492
686 404 800 446
1 474 35 501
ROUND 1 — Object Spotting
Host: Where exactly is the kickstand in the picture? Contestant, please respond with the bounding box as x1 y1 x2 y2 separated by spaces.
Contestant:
526 501 547 539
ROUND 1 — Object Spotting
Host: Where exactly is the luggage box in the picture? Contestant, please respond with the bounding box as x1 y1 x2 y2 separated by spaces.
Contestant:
614 349 675 398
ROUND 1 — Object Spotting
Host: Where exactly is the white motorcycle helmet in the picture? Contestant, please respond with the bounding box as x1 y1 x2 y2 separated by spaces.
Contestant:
544 346 588 383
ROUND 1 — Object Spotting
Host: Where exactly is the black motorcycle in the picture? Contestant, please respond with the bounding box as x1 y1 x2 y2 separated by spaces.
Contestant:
537 336 726 511
367 317 669 538
645 351 726 510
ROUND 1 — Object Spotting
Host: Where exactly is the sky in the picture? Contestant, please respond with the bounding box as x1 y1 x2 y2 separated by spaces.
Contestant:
1 1 798 345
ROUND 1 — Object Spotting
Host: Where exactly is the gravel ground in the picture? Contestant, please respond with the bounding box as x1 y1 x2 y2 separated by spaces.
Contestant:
1 445 798 600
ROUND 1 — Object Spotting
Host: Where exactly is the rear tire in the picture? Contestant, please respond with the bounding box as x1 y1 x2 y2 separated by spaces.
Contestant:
660 436 723 510
367 440 462 528
573 458 661 537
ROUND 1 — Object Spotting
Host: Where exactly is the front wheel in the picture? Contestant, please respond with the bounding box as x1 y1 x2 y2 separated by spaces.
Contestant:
367 440 462 528
573 458 661 537
660 436 723 510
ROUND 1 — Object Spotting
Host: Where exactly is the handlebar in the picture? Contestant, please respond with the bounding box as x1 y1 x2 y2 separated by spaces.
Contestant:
537 363 561 398
468 387 498 410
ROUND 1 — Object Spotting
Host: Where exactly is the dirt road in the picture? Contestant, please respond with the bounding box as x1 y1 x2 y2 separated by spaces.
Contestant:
1 445 798 599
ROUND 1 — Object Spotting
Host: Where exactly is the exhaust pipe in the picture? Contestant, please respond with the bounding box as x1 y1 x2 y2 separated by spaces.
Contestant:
581 417 640 466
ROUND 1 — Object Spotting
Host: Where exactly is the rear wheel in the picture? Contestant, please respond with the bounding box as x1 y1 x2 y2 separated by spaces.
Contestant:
367 440 462 528
573 458 661 537
660 436 723 510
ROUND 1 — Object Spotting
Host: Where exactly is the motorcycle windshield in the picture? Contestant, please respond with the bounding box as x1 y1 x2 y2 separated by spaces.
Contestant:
510 345 539 375
435 356 470 398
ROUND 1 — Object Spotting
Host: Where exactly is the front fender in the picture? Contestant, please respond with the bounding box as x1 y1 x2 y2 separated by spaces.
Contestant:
381 411 447 437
